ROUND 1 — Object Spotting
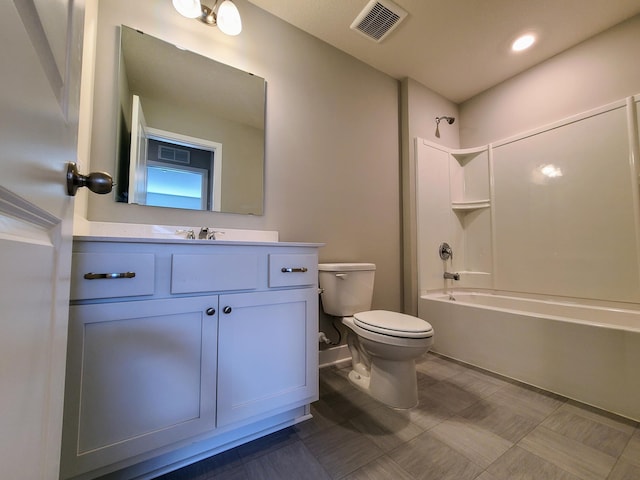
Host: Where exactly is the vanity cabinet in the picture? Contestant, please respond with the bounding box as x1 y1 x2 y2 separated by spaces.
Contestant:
61 238 320 480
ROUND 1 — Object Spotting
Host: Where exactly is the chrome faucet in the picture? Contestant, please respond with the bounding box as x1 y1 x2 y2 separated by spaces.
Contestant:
198 227 210 239
198 227 221 240
443 272 460 281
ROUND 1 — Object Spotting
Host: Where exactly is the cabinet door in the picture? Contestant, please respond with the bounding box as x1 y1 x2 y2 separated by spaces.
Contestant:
61 296 218 478
217 288 318 427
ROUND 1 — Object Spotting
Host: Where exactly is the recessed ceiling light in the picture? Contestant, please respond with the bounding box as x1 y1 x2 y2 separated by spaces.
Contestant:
512 33 536 52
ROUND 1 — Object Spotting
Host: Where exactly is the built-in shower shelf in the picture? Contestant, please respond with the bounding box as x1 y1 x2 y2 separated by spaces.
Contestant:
451 199 490 211
451 146 487 165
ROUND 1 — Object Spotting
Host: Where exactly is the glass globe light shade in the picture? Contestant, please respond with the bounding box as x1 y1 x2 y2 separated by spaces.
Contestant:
173 0 202 18
216 0 242 36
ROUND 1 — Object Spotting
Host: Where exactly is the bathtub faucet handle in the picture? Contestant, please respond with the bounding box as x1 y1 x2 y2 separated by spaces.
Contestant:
444 271 460 281
439 242 453 260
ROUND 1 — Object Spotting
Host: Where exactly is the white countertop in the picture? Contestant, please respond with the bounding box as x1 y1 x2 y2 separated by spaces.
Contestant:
73 235 324 248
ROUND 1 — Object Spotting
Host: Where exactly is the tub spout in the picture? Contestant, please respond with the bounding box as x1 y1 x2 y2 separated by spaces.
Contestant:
444 272 460 281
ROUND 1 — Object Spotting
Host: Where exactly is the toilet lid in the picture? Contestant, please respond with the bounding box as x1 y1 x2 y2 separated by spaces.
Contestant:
353 310 433 338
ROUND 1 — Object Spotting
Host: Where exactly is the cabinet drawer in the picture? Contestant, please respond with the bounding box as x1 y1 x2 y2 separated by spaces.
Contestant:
268 254 317 287
71 253 155 300
171 254 259 294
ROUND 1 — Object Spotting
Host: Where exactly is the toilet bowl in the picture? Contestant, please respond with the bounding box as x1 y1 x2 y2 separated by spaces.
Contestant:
318 263 434 409
343 311 433 408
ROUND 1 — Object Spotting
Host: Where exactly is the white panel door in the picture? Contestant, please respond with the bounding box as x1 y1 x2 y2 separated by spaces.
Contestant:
0 1 83 478
129 94 149 205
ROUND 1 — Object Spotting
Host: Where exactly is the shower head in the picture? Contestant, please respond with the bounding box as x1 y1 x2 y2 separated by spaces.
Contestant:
435 116 455 138
436 116 455 125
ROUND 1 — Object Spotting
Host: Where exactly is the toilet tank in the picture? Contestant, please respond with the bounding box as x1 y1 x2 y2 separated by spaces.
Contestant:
318 263 376 316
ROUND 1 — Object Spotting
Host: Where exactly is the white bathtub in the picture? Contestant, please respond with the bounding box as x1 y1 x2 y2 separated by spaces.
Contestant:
419 292 640 421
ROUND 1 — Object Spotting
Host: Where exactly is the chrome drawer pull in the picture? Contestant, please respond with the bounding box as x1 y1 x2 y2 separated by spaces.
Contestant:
84 272 136 280
281 267 308 273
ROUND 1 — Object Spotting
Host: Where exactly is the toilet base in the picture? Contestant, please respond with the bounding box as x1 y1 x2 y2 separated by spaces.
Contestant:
347 369 371 392
347 358 418 409
341 315 431 409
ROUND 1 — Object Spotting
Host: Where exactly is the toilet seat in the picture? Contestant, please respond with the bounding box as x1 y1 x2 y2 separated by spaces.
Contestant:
353 310 433 339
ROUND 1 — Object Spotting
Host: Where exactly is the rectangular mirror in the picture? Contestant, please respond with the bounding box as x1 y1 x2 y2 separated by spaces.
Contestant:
116 25 265 215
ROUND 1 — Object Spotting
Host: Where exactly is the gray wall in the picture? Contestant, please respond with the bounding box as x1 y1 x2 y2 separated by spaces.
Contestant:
459 14 640 147
84 0 402 312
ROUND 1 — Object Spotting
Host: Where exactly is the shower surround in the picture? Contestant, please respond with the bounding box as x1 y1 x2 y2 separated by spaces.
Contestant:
415 95 640 420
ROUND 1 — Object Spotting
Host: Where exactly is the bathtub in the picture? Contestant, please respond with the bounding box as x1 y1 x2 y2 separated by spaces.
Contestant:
418 292 640 421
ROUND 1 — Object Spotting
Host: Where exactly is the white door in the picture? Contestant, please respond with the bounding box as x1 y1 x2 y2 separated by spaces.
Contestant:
129 94 149 205
0 1 83 479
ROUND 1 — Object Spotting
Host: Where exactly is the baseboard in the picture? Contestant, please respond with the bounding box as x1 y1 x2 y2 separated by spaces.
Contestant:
319 345 351 368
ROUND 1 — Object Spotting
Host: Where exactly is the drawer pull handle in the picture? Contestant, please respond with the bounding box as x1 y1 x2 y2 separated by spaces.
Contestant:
84 272 136 280
281 267 308 273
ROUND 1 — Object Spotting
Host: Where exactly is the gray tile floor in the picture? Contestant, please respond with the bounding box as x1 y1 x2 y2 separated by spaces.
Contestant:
156 353 640 480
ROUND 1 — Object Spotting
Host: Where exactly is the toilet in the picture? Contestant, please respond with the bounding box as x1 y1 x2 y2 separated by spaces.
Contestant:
318 263 434 409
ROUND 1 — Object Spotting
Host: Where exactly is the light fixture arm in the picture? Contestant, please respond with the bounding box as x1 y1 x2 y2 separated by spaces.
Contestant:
200 1 220 26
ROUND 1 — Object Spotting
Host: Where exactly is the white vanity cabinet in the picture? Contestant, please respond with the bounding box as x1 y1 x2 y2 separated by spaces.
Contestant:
61 238 320 480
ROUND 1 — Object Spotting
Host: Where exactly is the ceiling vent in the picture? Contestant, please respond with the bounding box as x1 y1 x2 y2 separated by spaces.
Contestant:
350 0 408 43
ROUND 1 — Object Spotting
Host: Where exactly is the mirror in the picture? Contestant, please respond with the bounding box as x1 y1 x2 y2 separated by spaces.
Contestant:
116 25 265 215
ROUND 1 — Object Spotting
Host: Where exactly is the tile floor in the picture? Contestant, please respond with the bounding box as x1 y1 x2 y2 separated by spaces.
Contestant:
155 353 640 480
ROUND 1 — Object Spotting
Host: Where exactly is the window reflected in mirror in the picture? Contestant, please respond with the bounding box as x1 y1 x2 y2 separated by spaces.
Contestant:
146 138 215 211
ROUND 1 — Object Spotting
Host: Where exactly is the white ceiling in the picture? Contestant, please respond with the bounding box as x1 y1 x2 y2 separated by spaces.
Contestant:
246 0 640 103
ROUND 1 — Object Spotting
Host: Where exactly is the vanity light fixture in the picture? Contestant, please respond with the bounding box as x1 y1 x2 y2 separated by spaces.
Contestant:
172 0 242 36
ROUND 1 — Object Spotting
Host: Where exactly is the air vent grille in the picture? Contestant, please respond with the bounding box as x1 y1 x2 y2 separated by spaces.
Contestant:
158 145 190 164
350 0 408 43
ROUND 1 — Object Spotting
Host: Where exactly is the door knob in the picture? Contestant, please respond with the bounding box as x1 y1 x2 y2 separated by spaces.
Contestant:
66 162 113 196
223 306 232 314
